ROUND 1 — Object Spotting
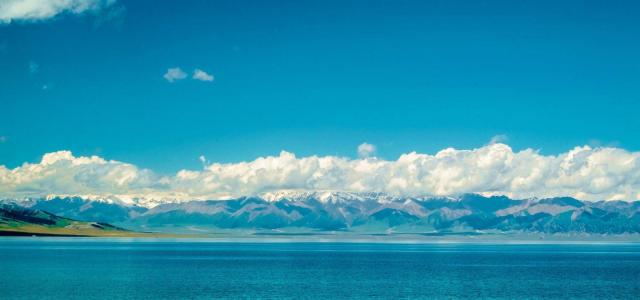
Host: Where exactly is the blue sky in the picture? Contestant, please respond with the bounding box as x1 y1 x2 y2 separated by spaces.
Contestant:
1 0 639 174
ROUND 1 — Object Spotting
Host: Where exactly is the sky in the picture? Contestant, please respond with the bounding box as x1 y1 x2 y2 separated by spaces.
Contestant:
1 0 639 201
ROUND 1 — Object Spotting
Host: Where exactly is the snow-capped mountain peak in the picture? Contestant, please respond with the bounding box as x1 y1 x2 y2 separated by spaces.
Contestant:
259 190 396 203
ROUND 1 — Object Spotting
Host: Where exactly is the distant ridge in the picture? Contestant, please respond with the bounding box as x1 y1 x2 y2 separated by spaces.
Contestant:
0 203 146 237
4 192 639 235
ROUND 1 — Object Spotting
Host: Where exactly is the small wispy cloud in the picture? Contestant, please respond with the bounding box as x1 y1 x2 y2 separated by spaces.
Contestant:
357 142 376 158
28 61 38 74
489 134 508 145
165 67 214 83
193 69 214 82
163 67 187 82
0 0 117 24
93 1 125 28
0 136 7 143
199 155 209 166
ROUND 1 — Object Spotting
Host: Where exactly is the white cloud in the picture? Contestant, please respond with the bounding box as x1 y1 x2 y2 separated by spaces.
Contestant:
163 67 187 82
1 144 640 203
357 143 376 158
0 0 116 23
0 136 6 142
193 69 214 82
198 155 209 166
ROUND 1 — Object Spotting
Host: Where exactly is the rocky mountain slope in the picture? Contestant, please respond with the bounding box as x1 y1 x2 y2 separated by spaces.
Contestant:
1 203 141 237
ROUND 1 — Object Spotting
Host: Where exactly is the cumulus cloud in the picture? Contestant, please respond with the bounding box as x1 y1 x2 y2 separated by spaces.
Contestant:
193 69 214 82
163 67 187 82
357 143 376 158
1 144 640 203
0 0 116 23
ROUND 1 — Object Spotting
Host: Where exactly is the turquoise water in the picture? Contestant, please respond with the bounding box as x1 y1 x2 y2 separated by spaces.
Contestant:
1 239 639 299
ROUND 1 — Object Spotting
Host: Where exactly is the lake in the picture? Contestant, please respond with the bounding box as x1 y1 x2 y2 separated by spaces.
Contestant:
1 238 639 299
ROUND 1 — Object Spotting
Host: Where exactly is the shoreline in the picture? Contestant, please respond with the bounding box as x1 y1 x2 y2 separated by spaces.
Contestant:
2 231 640 244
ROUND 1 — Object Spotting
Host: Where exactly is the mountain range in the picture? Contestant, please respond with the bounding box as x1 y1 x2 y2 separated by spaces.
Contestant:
3 192 640 235
0 203 139 237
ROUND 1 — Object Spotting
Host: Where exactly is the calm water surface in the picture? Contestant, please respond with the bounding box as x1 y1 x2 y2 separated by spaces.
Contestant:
1 238 639 299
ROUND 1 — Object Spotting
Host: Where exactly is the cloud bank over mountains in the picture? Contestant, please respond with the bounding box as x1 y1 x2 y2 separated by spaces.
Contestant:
1 143 639 202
